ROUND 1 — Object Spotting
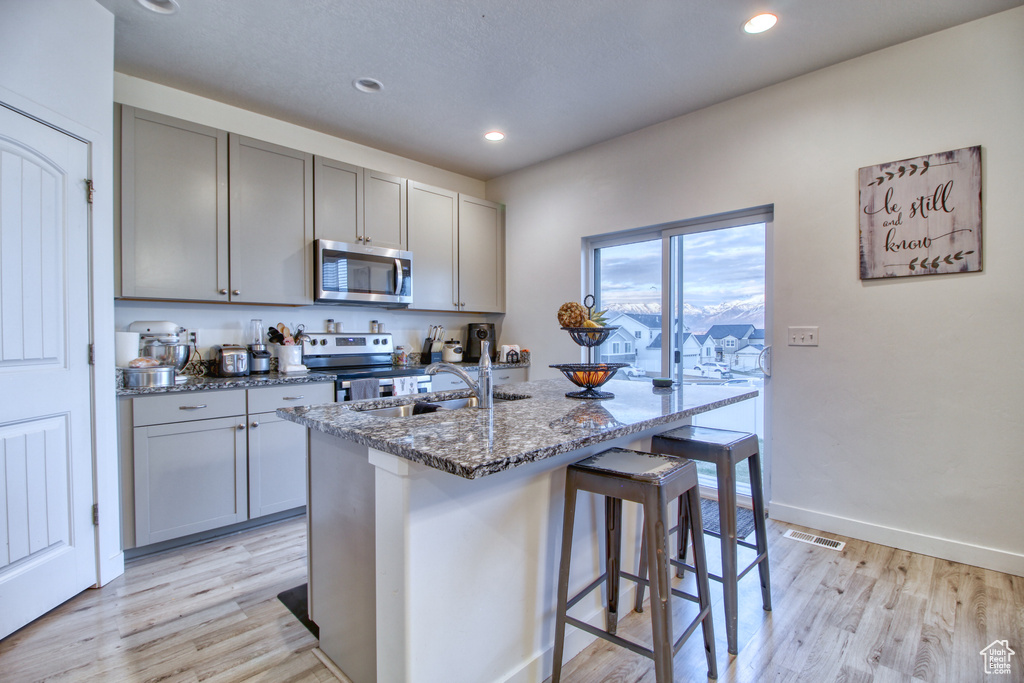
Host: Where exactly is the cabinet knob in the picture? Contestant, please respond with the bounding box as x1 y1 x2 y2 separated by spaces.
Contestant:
356 236 364 242
236 424 245 431
365 236 372 243
460 302 466 307
250 421 260 429
220 289 228 295
232 289 240 296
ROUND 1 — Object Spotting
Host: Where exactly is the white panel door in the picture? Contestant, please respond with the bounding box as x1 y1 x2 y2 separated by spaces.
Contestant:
0 104 95 639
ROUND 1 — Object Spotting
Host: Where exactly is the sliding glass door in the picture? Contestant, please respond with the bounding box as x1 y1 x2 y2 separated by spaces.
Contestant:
589 208 772 500
668 221 767 496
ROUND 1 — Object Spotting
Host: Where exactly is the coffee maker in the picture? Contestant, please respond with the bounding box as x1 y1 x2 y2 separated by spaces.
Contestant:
464 323 496 362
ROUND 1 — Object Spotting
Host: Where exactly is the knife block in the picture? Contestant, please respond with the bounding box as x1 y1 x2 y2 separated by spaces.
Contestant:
421 338 442 364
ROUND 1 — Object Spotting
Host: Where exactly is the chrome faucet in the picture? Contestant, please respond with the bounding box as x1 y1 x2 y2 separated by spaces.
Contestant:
426 341 493 409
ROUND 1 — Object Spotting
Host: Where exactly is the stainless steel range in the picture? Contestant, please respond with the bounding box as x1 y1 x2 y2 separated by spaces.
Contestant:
302 332 431 401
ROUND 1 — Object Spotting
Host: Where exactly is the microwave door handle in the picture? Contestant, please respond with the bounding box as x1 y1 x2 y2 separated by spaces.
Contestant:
393 258 403 295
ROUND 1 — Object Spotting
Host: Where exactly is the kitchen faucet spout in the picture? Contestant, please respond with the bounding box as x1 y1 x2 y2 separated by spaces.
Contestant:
425 341 493 409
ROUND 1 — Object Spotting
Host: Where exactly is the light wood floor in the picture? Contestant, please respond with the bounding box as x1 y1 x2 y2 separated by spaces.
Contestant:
1 515 1021 682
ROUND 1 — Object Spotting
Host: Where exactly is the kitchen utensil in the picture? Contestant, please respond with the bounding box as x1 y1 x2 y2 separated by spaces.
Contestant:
124 365 176 388
267 327 285 344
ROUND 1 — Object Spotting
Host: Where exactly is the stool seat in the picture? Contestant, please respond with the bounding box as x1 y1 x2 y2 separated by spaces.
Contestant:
648 425 771 656
551 448 717 683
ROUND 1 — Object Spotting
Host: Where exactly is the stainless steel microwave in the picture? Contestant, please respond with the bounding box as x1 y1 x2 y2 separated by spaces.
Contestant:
314 239 413 306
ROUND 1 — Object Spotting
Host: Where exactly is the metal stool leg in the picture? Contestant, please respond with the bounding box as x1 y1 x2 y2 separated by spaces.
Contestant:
643 486 674 683
676 494 689 578
634 524 647 613
551 471 579 683
686 487 718 679
605 496 623 634
717 459 740 655
748 451 772 611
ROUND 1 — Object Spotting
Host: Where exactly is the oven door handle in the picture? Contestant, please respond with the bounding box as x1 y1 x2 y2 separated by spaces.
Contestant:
393 258 403 296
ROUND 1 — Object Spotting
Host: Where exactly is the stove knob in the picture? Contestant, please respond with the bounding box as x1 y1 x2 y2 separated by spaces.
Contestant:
319 338 327 345
373 338 380 345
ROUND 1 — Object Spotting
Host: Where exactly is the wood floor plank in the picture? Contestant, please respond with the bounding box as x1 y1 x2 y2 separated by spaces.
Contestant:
1 515 1020 683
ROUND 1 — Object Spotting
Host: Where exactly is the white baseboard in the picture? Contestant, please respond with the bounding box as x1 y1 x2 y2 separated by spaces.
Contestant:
770 502 1024 577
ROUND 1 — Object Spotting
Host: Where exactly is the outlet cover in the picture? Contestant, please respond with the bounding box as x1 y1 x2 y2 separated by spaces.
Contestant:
788 326 819 346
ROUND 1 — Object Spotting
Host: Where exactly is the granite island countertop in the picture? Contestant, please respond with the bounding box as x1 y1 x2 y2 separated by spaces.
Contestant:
277 378 757 479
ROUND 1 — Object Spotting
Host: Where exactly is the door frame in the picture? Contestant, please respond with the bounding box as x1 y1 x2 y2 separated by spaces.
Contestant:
1 86 123 589
585 205 774 504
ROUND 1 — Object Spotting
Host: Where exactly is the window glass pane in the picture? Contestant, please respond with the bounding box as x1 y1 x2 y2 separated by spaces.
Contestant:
593 240 662 378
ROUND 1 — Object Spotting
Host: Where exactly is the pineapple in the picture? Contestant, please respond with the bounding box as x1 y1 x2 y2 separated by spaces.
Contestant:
557 301 587 328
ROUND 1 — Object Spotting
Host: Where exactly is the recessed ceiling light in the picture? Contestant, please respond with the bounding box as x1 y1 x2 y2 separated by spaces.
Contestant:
353 78 384 94
484 131 505 142
743 13 777 34
136 0 179 14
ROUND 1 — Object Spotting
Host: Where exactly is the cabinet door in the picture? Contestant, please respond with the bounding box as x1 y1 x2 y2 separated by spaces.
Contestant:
133 416 247 546
363 169 407 249
248 411 308 518
229 135 313 305
407 181 458 311
314 156 362 244
458 195 505 312
120 106 229 301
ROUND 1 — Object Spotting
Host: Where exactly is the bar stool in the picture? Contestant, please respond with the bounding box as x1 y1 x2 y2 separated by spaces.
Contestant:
551 448 717 683
643 425 771 655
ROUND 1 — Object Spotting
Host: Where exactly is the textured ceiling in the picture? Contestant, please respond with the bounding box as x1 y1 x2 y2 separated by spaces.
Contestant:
96 0 1022 180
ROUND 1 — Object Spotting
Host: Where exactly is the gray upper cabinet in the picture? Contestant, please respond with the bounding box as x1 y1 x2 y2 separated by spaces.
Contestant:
313 155 363 244
363 169 407 249
120 106 229 301
407 181 458 311
407 186 504 313
229 135 313 305
458 195 504 313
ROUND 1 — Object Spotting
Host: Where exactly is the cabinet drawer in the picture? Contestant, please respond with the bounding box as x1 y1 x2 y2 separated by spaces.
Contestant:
494 367 528 385
133 389 246 427
248 382 334 414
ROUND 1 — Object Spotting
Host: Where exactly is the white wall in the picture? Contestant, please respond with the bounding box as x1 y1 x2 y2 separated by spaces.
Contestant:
487 8 1024 575
0 0 120 583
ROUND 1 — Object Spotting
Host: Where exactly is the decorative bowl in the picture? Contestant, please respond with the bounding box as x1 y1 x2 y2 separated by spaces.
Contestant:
559 326 619 348
549 362 628 399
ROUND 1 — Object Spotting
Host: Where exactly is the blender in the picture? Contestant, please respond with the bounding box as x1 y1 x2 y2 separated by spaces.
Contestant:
248 319 272 374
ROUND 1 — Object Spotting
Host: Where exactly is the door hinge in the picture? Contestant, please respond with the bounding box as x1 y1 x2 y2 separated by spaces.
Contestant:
92 503 99 526
85 179 95 204
88 343 95 365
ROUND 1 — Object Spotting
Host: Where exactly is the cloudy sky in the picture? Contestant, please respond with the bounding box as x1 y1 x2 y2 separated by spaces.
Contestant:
597 222 765 309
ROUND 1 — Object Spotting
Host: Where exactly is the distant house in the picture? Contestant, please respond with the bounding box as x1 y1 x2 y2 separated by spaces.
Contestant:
735 343 764 371
601 313 663 372
703 324 764 369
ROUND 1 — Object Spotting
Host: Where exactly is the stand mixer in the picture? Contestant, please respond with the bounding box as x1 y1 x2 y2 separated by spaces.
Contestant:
128 320 191 381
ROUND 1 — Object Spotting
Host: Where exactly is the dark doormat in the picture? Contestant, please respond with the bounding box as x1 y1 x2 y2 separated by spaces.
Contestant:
277 583 319 638
700 498 757 540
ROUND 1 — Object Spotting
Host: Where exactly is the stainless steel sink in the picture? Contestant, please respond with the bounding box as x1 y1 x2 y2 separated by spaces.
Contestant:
353 396 509 418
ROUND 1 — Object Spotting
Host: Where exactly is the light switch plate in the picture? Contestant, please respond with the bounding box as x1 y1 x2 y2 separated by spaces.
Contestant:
788 326 819 346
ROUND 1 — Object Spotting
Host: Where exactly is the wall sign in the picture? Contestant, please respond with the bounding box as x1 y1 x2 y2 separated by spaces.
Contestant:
858 145 982 279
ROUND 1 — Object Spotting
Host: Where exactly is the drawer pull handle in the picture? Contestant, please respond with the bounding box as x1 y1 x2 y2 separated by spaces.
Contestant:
282 396 304 401
179 404 208 410
498 376 510 380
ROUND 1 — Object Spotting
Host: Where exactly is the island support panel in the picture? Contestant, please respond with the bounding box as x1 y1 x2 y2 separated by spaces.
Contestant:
309 423 695 683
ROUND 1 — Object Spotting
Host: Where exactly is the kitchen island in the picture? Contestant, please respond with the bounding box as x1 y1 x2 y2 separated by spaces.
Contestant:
278 378 757 683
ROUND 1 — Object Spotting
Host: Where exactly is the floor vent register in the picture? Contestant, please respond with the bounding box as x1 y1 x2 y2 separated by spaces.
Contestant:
783 528 846 551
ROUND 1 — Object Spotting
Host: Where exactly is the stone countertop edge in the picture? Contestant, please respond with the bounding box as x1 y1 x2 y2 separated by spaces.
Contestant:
276 378 758 481
116 371 336 396
115 361 530 397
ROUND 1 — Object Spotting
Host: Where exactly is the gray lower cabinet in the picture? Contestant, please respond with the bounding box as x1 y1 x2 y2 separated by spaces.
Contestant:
493 367 528 385
407 183 505 313
126 383 333 548
133 415 248 546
